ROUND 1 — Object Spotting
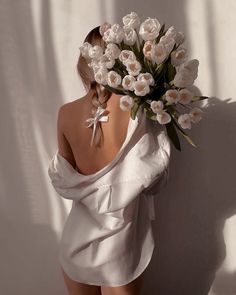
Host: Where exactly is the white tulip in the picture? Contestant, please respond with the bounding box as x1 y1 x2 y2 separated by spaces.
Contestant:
94 67 108 85
119 50 136 65
122 75 136 90
156 110 171 124
105 43 121 59
109 24 125 44
88 59 99 72
143 40 154 60
103 29 114 43
173 59 199 87
122 12 141 29
133 81 150 96
90 56 114 71
174 71 192 88
137 73 155 86
189 107 203 123
99 22 111 36
139 17 161 41
165 89 180 104
182 59 199 79
151 43 168 65
126 60 142 76
88 45 103 60
100 54 115 69
178 113 192 129
123 27 137 46
79 42 92 59
171 47 188 67
150 100 164 113
120 95 134 111
103 24 124 44
166 26 185 45
179 89 193 104
175 31 185 44
166 26 177 38
160 35 175 54
107 71 122 87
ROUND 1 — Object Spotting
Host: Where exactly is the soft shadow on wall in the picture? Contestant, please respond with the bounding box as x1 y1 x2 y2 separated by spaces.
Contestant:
110 1 236 295
202 1 236 294
151 96 236 295
0 1 68 294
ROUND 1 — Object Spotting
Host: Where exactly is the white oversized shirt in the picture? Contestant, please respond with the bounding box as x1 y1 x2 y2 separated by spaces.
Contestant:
48 107 171 287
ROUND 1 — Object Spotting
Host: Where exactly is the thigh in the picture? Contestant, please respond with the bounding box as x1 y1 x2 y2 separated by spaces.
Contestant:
101 273 144 295
61 266 102 295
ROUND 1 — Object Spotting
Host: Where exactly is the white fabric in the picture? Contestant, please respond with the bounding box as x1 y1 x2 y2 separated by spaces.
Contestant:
48 107 171 286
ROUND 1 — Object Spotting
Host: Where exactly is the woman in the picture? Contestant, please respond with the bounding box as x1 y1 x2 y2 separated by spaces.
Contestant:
48 26 171 295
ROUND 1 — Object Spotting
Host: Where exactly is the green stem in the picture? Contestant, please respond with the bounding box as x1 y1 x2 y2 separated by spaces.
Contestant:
134 29 141 51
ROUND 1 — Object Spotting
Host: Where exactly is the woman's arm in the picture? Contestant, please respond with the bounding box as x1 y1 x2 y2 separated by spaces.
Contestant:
57 104 76 168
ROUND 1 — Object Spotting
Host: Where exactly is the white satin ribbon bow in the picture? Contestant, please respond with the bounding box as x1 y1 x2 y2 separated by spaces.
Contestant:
85 106 109 146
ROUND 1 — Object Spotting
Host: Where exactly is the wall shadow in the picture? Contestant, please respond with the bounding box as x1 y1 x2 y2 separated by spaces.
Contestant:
211 270 236 295
1 222 67 294
147 95 236 295
0 0 68 294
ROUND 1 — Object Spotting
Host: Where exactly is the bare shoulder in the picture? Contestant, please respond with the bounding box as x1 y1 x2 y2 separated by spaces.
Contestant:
59 96 85 113
57 96 88 125
56 96 89 166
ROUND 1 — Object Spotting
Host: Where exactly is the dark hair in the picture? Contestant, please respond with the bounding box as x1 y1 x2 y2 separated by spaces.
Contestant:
77 26 112 110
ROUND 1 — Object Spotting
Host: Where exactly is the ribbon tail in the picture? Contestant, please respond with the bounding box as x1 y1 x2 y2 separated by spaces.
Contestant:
99 116 109 123
90 122 97 146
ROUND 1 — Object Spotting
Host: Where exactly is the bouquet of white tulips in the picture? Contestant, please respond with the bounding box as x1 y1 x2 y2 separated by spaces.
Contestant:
79 12 209 151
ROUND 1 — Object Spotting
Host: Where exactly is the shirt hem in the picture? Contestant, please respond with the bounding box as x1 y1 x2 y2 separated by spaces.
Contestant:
59 242 155 287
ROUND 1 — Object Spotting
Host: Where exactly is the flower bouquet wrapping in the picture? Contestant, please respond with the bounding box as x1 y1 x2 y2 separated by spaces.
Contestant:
79 12 209 151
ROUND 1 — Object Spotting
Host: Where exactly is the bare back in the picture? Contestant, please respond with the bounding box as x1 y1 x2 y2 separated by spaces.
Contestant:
60 93 131 176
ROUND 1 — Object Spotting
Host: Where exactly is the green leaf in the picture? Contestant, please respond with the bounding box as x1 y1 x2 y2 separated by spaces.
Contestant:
153 62 166 80
159 23 166 35
166 62 176 82
191 96 209 102
112 59 127 76
155 23 166 43
165 122 181 151
148 86 166 100
143 105 157 120
131 102 140 120
166 104 180 116
103 85 125 95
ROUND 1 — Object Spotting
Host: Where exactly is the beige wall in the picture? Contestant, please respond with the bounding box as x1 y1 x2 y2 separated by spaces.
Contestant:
0 0 235 294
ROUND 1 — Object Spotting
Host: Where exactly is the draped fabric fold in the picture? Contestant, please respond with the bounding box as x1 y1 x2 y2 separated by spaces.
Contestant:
48 107 171 286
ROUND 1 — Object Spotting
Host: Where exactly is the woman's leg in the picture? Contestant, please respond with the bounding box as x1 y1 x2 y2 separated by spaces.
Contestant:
101 273 144 295
61 267 102 295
